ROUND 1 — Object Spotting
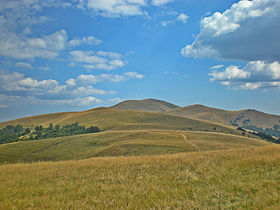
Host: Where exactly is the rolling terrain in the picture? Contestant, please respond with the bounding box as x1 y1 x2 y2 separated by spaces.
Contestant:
0 130 269 164
167 104 280 129
0 99 270 163
1 99 280 209
1 146 280 209
110 99 280 136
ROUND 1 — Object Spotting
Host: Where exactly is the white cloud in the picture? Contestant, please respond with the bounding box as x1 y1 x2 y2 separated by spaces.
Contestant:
70 50 106 64
56 96 103 106
0 71 60 93
209 65 224 70
177 13 189 23
124 71 144 79
70 50 126 70
78 0 175 17
32 96 103 106
15 62 33 70
68 36 102 47
161 13 189 26
66 78 76 86
39 66 50 71
107 97 122 103
181 0 280 62
97 51 121 59
152 0 173 6
209 61 280 90
0 30 68 59
72 86 114 96
0 70 143 107
76 72 144 84
0 0 74 60
80 0 146 17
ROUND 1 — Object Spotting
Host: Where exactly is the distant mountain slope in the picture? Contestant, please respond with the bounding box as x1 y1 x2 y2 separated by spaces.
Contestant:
0 107 235 134
167 104 280 130
111 99 179 112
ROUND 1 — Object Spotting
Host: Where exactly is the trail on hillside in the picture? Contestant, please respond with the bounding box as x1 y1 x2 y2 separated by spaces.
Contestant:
180 133 200 152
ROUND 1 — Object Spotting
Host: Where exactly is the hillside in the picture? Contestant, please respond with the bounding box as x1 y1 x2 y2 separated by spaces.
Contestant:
0 130 269 164
167 104 280 131
0 107 245 135
112 98 179 112
1 146 280 209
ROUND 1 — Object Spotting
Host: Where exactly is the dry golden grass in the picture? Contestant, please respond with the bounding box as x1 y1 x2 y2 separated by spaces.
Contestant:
168 104 280 129
0 130 269 164
0 108 247 137
0 146 280 209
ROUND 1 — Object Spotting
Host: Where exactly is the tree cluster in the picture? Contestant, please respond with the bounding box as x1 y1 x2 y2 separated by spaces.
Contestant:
0 122 101 145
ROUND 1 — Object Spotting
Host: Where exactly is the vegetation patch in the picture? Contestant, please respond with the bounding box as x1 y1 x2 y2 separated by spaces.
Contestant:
0 146 280 209
0 122 101 145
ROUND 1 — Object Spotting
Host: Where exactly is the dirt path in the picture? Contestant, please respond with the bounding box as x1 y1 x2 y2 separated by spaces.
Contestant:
179 133 200 151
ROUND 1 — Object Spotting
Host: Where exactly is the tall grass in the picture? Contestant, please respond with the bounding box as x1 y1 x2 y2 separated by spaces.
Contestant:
0 146 280 209
0 130 269 164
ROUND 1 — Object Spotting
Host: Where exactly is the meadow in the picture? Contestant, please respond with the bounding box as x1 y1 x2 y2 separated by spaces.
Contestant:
0 104 278 209
0 130 269 164
0 146 280 209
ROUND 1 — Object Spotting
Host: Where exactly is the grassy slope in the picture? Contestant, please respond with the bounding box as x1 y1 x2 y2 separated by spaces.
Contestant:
168 104 280 129
0 107 249 135
1 146 280 209
0 130 270 164
111 98 179 112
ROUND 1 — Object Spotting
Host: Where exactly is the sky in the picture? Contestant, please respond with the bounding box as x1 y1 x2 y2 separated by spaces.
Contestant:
0 0 280 122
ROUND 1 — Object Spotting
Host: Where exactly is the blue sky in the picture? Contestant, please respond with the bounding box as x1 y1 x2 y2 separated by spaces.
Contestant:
1 0 280 122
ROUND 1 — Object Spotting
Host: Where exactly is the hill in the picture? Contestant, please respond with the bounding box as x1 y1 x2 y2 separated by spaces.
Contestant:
111 98 179 112
167 104 280 134
0 130 269 164
0 107 243 135
1 146 280 209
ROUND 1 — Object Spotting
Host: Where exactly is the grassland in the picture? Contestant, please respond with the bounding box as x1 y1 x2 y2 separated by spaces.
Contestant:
112 98 179 112
168 104 280 129
0 108 244 134
0 102 279 209
0 146 280 209
0 130 270 164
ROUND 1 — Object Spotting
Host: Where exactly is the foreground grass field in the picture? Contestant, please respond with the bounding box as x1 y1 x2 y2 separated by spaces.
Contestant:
0 130 269 164
0 146 280 209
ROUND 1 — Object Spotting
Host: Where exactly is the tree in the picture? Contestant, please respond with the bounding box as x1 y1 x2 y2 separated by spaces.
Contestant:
86 126 100 133
48 123 53 130
55 124 60 131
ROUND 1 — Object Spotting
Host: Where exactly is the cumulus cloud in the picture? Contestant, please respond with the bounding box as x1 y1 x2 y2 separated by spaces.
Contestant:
77 0 175 17
209 61 280 90
29 96 103 106
161 13 189 26
15 62 34 70
68 36 102 47
78 0 146 17
70 50 126 70
76 72 144 84
177 13 189 23
0 30 68 59
181 0 280 62
152 0 173 6
0 70 143 107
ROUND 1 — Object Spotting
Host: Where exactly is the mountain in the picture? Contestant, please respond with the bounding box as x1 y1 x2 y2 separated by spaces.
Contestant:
167 104 280 131
0 100 276 164
0 107 238 134
111 99 179 112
